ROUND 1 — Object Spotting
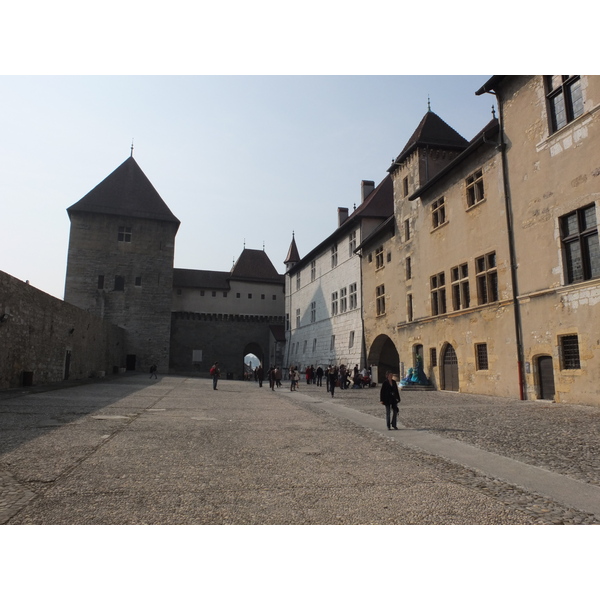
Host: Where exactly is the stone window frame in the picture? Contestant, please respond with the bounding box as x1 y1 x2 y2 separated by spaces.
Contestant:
466 169 485 208
375 245 384 269
545 76 584 134
331 291 338 316
431 197 446 230
451 263 470 311
376 285 385 316
430 272 446 316
560 203 600 284
117 226 132 242
475 252 498 305
475 343 489 370
349 282 358 310
559 334 581 370
340 287 347 313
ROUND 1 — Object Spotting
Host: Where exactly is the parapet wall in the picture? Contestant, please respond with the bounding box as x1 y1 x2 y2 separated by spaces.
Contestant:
0 270 127 389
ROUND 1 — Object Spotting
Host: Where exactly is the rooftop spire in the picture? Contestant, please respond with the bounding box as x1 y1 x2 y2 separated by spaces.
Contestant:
427 96 431 112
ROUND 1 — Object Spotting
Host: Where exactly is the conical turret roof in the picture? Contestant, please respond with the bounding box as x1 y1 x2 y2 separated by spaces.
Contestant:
231 248 283 283
284 234 301 265
67 156 180 226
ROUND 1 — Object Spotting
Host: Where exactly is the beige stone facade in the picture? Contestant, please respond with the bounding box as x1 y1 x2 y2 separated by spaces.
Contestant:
361 76 600 406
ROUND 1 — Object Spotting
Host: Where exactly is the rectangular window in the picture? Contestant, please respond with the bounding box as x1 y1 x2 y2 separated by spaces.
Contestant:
349 230 357 256
312 338 317 352
248 293 252 299
295 308 300 328
114 275 125 291
261 294 265 300
407 293 413 322
200 290 205 296
135 276 142 287
451 263 470 311
432 197 446 229
376 285 386 316
117 226 132 242
406 257 412 280
223 292 227 297
476 252 498 304
331 291 338 316
310 301 316 323
546 76 584 133
97 275 104 290
340 287 347 313
330 335 336 351
236 292 240 298
272 295 277 300
296 272 301 291
212 291 217 297
403 176 409 197
286 313 290 331
430 347 437 367
310 260 316 282
466 170 485 207
303 340 307 354
368 253 373 263
476 343 489 370
430 272 446 316
331 244 338 268
560 335 581 369
404 219 410 241
349 283 358 310
560 204 600 284
375 245 384 269
349 331 355 348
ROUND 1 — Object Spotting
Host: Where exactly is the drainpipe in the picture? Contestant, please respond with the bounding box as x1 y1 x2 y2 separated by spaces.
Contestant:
485 90 526 400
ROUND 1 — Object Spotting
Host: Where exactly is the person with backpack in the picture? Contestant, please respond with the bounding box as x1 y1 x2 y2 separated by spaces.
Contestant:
210 362 220 390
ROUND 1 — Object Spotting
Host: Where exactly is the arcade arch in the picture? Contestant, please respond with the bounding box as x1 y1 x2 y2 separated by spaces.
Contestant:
367 334 400 383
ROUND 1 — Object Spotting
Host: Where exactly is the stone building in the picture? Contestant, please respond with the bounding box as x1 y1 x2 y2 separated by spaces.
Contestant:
170 248 285 376
360 76 600 406
476 75 600 405
284 178 393 375
64 155 180 374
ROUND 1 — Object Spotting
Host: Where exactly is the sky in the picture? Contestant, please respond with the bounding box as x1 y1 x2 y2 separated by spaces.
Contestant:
1 74 500 299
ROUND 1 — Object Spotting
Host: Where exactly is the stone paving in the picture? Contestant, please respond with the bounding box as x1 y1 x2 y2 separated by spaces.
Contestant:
1 375 599 525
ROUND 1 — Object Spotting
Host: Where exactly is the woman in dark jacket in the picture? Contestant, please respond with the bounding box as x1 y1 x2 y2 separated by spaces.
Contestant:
380 370 400 430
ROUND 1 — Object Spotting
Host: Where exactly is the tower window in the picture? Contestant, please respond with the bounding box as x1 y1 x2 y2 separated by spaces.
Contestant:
114 276 125 291
118 226 132 242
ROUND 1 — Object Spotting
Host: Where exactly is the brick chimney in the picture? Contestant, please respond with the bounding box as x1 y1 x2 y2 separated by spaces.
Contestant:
338 207 349 227
361 180 375 204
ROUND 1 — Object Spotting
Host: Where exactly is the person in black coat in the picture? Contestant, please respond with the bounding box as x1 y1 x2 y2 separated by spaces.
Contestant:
380 371 400 430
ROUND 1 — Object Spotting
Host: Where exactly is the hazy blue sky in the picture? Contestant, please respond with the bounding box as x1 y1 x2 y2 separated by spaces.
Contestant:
1 75 499 299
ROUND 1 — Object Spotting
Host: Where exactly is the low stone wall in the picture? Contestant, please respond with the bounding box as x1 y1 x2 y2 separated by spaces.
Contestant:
0 270 127 389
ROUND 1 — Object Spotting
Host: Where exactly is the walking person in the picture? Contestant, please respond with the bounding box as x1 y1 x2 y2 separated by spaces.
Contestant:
274 366 282 388
328 365 337 397
210 362 220 390
149 364 158 379
380 370 400 430
257 365 264 388
316 365 323 387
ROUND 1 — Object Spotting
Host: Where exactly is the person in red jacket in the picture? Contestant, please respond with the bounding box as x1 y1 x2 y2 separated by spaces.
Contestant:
380 371 400 430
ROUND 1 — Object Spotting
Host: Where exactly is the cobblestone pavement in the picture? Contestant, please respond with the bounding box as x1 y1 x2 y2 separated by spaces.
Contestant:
1 375 599 525
286 382 600 525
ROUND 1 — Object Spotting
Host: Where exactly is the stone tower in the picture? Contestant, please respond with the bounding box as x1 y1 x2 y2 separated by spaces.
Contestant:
64 155 180 373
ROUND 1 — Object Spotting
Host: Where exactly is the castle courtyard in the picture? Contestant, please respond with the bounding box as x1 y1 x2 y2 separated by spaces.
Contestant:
1 375 599 525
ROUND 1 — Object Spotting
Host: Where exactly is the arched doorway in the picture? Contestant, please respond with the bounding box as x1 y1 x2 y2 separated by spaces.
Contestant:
537 355 555 400
441 343 459 391
243 342 264 380
367 334 400 383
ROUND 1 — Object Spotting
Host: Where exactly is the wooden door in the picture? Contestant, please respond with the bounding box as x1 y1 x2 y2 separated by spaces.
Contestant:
442 344 459 391
538 356 555 400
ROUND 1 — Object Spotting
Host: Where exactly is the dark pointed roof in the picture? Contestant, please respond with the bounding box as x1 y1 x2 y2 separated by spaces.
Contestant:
230 248 283 284
389 111 469 171
284 235 301 265
67 156 180 226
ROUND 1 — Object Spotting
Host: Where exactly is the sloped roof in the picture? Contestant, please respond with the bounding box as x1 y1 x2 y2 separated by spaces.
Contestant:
173 268 230 289
287 174 393 273
231 248 283 283
67 156 180 226
408 118 499 201
389 111 469 171
284 235 301 265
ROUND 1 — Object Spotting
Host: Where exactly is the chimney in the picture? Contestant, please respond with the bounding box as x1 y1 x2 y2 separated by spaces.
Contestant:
338 207 349 227
361 180 375 204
